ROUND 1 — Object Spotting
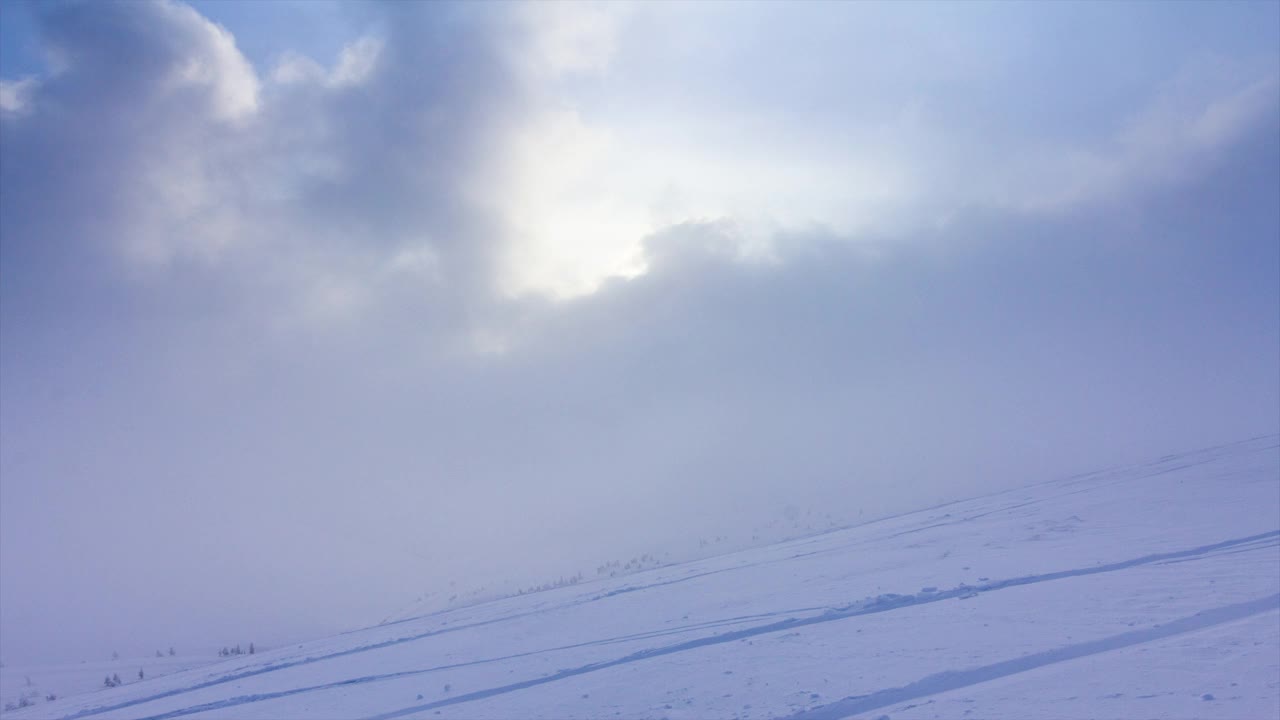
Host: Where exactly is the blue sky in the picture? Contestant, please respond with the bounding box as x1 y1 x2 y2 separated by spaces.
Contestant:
1 0 1277 664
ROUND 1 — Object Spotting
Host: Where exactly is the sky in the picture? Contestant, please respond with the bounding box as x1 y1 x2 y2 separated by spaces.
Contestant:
0 0 1277 665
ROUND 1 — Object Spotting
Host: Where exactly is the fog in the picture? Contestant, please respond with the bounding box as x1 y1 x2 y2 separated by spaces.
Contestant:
1 0 1277 665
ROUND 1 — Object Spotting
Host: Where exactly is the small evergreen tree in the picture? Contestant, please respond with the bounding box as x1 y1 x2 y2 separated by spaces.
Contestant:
249 642 255 655
113 673 121 686
138 668 144 680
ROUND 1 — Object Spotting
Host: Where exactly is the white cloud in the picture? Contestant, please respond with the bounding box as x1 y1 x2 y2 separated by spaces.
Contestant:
270 53 328 86
980 58 1280 214
0 78 36 115
157 0 261 123
330 36 383 88
274 35 384 89
514 1 626 80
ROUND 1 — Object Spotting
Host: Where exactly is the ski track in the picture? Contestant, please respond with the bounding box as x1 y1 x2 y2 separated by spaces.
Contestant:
55 605 577 720
358 531 1280 720
779 594 1280 720
48 436 1276 720
57 607 815 720
61 575 817 719
62 529 1279 720
82 529 1275 720
1155 537 1280 567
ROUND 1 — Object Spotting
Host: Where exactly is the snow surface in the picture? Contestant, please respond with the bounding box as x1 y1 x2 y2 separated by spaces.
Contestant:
0 656 219 715
4 435 1277 720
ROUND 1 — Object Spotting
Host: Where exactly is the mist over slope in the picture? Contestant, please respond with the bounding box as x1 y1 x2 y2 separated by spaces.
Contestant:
3 0 1278 667
5 434 1277 720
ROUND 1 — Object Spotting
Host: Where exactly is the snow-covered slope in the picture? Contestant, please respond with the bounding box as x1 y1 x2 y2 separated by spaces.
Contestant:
1 656 220 715
7 435 1278 720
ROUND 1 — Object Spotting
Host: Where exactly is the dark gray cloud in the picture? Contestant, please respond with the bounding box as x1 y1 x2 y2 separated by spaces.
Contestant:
1 0 530 348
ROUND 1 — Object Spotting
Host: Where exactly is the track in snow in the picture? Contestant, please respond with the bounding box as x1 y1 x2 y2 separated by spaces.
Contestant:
782 594 1280 720
70 529 1278 720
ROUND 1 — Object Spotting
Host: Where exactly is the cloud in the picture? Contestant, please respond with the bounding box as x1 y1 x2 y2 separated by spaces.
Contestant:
478 2 1280 297
1 1 535 337
5 1 1277 308
0 0 1277 664
0 0 264 269
988 58 1280 214
39 0 259 120
0 77 35 114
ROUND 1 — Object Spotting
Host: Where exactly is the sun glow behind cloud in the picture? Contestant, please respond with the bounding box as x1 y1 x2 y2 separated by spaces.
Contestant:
490 105 652 299
485 4 928 299
480 1 1280 299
